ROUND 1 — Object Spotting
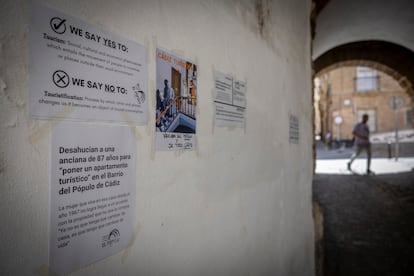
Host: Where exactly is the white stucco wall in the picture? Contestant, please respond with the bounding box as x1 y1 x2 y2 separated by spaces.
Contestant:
313 0 414 59
0 0 314 275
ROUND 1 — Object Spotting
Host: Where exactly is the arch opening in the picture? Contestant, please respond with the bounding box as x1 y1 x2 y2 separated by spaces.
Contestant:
313 41 414 175
314 40 414 98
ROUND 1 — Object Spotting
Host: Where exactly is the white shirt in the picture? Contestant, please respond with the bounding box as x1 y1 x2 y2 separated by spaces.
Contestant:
353 122 370 145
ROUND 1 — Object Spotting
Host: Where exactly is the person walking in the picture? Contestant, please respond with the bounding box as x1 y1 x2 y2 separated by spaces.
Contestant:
347 114 373 174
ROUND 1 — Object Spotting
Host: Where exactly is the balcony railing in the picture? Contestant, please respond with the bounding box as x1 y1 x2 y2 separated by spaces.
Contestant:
156 96 196 132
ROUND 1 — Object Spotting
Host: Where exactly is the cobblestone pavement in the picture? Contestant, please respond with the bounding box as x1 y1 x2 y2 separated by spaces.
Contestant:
313 171 414 276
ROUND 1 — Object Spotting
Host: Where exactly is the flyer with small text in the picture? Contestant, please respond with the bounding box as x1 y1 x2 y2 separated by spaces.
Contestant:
50 122 136 274
155 48 197 150
30 1 148 124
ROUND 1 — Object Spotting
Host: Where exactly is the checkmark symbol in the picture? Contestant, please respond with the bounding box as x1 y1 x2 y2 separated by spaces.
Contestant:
53 19 66 30
50 17 67 34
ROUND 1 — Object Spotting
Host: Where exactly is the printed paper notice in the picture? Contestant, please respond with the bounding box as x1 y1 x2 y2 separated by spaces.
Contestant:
155 48 197 150
30 1 148 124
214 71 246 128
50 122 135 274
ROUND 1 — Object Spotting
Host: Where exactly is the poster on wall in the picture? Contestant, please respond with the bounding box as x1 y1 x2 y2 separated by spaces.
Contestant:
155 48 197 150
214 70 246 128
50 122 136 274
29 1 148 124
289 114 299 144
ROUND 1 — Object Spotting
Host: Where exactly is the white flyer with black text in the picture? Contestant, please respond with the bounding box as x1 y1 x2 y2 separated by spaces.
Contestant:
30 1 148 124
50 122 136 274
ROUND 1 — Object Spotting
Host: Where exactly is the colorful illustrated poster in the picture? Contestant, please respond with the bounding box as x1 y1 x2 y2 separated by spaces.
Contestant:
50 122 136 274
155 48 197 150
214 71 246 128
30 1 148 124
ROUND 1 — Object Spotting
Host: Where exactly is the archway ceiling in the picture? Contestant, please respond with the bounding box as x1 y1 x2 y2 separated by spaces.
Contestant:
312 0 414 97
313 0 414 59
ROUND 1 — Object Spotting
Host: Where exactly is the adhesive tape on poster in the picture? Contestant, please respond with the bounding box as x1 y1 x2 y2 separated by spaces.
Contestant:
121 223 142 263
173 150 182 157
149 78 156 161
33 264 59 276
211 65 216 135
171 49 185 57
149 79 155 106
120 112 141 141
150 140 156 161
147 79 155 137
195 136 200 158
151 35 157 55
28 106 74 144
194 56 199 74
145 37 151 65
145 122 152 138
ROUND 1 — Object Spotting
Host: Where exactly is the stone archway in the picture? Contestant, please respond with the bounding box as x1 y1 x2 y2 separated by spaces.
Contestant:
314 40 414 98
312 40 414 276
313 40 414 150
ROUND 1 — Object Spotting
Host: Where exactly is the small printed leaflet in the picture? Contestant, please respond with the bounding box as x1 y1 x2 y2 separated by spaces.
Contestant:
289 114 299 144
214 70 246 128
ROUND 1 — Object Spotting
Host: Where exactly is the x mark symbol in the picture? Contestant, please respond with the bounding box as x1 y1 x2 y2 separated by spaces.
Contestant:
52 70 69 88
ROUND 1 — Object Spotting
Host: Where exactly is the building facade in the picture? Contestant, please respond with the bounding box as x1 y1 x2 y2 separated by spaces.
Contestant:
315 66 413 141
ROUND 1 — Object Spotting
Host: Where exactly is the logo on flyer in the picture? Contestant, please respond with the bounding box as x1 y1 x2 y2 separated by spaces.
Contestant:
132 83 145 104
102 228 120 248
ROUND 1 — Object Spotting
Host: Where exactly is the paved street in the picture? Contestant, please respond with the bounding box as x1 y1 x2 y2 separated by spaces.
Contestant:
314 144 414 276
316 142 414 160
316 142 414 175
313 172 414 276
316 158 414 175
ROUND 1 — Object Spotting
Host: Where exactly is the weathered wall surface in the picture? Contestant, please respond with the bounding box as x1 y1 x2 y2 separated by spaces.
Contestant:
0 0 314 275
